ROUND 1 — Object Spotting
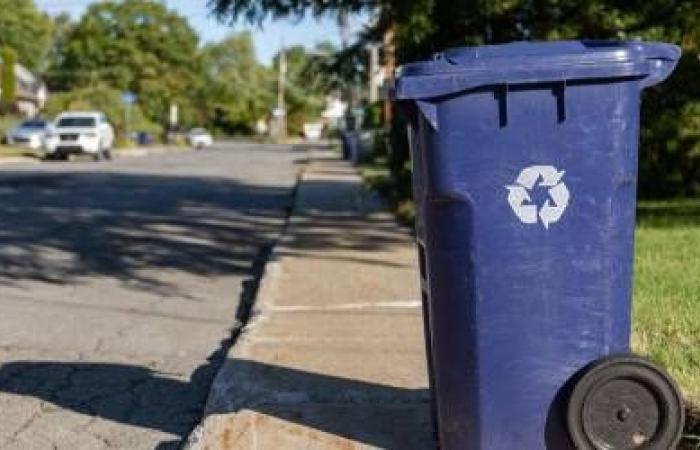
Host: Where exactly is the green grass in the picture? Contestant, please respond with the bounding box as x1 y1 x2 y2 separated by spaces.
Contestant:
358 158 416 224
633 199 700 406
0 145 39 158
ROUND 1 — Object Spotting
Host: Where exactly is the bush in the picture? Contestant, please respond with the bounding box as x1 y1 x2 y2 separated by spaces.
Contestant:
0 114 21 142
639 53 700 198
44 85 163 144
363 102 383 129
0 47 16 112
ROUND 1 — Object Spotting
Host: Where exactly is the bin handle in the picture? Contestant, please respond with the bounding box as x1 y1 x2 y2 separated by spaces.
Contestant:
640 43 681 88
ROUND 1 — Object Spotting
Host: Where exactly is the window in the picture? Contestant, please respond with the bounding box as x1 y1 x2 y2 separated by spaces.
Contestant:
20 120 47 129
57 117 97 127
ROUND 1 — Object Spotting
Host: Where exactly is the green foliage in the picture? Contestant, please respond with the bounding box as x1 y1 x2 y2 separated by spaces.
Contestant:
640 53 700 198
274 45 332 135
1 47 16 110
210 0 368 24
0 0 53 70
363 101 383 128
633 199 700 404
199 32 274 134
49 0 201 128
214 0 700 198
0 114 21 142
44 85 161 140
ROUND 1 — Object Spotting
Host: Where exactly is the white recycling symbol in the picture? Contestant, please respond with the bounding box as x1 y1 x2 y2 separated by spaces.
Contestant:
506 165 570 229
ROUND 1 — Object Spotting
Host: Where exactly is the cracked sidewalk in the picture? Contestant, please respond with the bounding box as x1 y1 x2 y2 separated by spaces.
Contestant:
186 150 434 449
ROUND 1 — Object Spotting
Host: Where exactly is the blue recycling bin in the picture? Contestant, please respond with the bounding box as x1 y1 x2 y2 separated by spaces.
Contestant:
395 41 684 450
341 131 360 162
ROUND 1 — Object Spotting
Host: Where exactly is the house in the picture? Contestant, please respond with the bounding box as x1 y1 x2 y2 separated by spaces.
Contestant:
321 94 348 129
0 58 47 117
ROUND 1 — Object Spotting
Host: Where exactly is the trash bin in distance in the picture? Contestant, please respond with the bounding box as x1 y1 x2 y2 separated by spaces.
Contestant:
394 41 684 450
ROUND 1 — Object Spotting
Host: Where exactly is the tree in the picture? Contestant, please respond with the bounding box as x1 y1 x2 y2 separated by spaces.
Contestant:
0 0 53 71
51 0 201 127
199 32 274 133
210 0 700 198
0 47 17 112
272 44 338 135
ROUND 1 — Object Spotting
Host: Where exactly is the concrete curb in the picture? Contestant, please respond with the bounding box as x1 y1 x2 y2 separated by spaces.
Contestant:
184 158 308 449
184 149 431 450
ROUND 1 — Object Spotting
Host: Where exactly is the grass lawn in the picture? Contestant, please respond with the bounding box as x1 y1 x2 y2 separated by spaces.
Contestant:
634 199 700 447
0 145 40 158
634 199 700 403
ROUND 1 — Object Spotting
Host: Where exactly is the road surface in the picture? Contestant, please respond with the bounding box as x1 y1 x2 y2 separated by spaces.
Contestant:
0 143 302 449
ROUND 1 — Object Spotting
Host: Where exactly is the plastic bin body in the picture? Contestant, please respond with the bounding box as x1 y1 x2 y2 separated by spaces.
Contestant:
395 41 679 450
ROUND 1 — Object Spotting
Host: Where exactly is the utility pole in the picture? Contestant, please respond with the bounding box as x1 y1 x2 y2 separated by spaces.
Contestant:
382 25 396 127
125 102 131 142
368 43 380 103
272 42 287 139
338 9 357 132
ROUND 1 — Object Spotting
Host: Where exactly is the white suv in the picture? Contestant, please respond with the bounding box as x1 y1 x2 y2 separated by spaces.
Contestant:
44 112 115 161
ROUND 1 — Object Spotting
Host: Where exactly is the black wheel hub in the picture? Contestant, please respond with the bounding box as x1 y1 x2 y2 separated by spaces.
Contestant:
567 355 684 450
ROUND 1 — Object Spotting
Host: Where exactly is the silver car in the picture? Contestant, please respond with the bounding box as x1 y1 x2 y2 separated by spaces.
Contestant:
6 119 51 150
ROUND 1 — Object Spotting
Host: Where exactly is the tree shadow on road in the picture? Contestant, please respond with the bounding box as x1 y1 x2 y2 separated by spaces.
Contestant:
0 168 408 297
0 171 295 297
0 358 433 450
0 151 428 448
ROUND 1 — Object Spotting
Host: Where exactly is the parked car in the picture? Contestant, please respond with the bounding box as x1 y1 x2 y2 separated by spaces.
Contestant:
44 111 115 161
6 118 51 150
187 128 213 149
303 122 324 141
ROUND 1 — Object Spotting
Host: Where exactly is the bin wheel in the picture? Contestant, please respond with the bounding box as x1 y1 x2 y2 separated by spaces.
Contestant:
567 355 684 450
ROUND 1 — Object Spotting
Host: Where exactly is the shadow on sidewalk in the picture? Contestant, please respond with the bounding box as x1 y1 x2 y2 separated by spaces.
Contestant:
0 359 433 449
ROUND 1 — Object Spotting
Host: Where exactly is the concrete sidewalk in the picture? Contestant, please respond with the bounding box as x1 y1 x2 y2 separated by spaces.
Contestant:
187 150 434 449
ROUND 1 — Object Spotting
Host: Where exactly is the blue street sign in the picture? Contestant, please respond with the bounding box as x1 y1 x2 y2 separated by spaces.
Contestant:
121 91 137 105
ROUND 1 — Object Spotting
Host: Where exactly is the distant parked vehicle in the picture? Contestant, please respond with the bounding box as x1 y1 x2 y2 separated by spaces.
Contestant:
44 112 115 161
136 131 155 146
6 119 51 150
303 122 324 141
187 128 213 149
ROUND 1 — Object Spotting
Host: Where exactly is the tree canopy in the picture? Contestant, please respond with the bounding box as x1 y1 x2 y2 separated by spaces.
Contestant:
0 0 53 70
273 43 338 135
198 32 273 133
0 47 17 111
209 0 700 197
50 0 201 127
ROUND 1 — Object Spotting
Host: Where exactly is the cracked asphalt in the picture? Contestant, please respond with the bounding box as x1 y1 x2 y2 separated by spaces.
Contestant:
0 143 302 449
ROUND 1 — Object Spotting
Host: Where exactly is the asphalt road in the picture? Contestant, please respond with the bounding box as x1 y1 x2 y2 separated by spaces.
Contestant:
0 143 303 449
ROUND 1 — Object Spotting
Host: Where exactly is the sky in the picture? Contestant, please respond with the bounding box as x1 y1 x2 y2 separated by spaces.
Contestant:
34 0 368 65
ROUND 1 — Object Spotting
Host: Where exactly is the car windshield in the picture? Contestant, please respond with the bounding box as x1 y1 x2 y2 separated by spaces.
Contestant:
190 128 207 135
57 117 96 127
20 120 47 129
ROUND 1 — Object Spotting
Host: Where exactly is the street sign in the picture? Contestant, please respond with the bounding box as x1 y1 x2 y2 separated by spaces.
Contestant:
121 91 137 105
169 103 179 127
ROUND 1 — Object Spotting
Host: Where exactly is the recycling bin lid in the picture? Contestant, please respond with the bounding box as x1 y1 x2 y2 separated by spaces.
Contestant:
395 40 681 100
